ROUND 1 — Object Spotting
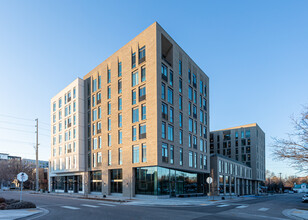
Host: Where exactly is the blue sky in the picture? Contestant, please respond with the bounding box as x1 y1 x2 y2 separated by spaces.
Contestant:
0 0 307 177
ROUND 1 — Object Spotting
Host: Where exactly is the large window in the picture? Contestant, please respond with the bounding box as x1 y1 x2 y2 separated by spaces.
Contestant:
170 145 174 164
189 151 193 167
162 122 166 139
118 130 122 144
179 78 182 93
107 102 111 115
179 60 182 75
132 126 137 141
162 143 168 163
141 66 146 82
108 118 111 131
139 86 146 101
132 107 139 123
180 148 183 166
118 62 122 77
110 169 122 193
161 63 167 81
161 83 166 100
108 150 111 166
90 171 102 192
107 86 111 99
133 146 139 163
132 52 136 68
188 86 193 100
118 97 122 110
169 107 174 123
162 102 168 120
132 90 136 105
167 87 173 104
139 46 146 63
118 80 122 94
118 148 122 165
108 133 111 147
179 95 182 110
118 113 122 127
92 79 97 92
132 71 138 87
168 124 174 141
141 104 146 120
169 70 173 86
142 144 147 162
139 124 146 139
107 69 111 83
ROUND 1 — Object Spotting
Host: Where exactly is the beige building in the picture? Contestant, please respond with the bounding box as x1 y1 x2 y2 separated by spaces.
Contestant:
49 22 210 197
210 123 265 194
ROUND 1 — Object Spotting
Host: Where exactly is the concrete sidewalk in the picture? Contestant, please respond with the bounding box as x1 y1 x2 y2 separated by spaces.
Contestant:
287 209 308 220
0 208 43 220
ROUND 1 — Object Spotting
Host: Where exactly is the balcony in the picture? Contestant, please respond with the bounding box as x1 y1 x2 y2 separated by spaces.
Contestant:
139 56 146 64
139 133 146 139
162 156 168 163
139 95 146 102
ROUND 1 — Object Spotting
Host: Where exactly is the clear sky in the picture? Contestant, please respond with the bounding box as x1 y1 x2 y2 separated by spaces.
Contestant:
0 0 307 177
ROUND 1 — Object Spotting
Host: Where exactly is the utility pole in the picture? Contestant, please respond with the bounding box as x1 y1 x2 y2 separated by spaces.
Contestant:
35 118 39 192
279 172 282 193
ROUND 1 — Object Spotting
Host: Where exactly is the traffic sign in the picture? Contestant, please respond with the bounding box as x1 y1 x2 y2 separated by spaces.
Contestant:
17 172 28 182
206 177 213 184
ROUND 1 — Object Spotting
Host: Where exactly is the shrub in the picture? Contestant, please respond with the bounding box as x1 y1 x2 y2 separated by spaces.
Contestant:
5 199 19 205
0 198 5 203
0 203 7 210
7 201 36 209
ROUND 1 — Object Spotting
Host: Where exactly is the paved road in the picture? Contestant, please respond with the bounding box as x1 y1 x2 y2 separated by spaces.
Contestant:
0 191 307 220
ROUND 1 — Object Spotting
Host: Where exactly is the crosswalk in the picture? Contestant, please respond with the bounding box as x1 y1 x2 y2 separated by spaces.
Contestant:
216 203 270 212
61 202 116 210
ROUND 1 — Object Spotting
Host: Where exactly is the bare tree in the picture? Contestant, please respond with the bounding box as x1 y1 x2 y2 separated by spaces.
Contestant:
273 105 308 172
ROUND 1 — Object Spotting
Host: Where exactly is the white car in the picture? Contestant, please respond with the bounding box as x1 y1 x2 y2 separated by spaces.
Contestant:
302 194 308 202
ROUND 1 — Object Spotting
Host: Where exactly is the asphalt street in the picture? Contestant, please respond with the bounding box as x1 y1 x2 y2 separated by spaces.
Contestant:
0 191 307 220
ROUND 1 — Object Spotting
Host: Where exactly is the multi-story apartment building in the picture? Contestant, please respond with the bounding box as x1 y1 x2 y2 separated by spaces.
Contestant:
49 78 86 193
49 22 210 197
210 123 265 194
210 154 252 196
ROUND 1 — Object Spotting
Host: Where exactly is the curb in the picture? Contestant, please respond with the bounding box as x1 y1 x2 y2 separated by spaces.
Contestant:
282 209 308 220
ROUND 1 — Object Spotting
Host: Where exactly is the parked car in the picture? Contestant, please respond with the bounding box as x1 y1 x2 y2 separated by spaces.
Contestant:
302 194 308 203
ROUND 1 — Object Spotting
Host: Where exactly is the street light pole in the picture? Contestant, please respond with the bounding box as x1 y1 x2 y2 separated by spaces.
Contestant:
35 118 39 192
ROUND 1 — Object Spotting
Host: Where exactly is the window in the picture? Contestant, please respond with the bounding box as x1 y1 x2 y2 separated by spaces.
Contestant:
118 62 122 77
93 78 97 92
188 69 191 84
93 109 97 121
92 124 96 136
141 66 146 82
139 86 146 101
169 107 174 123
108 150 111 166
93 138 97 150
132 107 139 123
132 126 137 141
97 92 101 104
162 122 166 139
189 118 193 132
203 98 206 111
170 145 174 164
107 86 111 99
161 63 167 81
168 124 174 141
180 148 183 166
200 139 204 151
193 136 197 149
189 86 193 100
193 105 197 118
179 130 183 145
118 148 122 165
204 84 207 97
59 122 62 132
98 76 101 89
167 87 173 104
98 152 102 164
107 102 111 115
179 95 182 110
189 134 192 148
92 95 95 107
59 111 62 120
179 78 182 93
118 113 122 127
194 152 197 168
133 146 139 163
200 154 203 169
189 151 193 167
241 131 244 138
179 113 183 127
246 130 251 138
73 115 76 125
235 132 238 139
199 96 202 108
132 71 138 87
161 83 166 100
118 80 122 94
118 97 122 110
161 102 168 120
98 107 101 119
107 69 111 83
200 81 203 94
108 133 111 146
162 143 168 163
193 73 197 87
142 144 147 162
193 90 197 104
139 124 146 139
118 130 122 144
99 136 101 149
194 121 197 134
179 60 182 75
141 104 146 120
108 118 111 131
58 99 62 108
132 52 136 68
200 110 204 123
132 90 137 105
139 46 146 60
169 70 173 86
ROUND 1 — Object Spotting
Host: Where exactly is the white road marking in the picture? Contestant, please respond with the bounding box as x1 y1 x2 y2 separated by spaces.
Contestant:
258 208 269 211
98 203 116 207
81 204 100 208
236 205 248 208
217 204 229 207
61 206 80 210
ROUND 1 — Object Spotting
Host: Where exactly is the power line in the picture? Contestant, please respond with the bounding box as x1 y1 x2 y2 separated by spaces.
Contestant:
0 120 34 128
0 138 35 145
0 113 34 122
0 126 34 134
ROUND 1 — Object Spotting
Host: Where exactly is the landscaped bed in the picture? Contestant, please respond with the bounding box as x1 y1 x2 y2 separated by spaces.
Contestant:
0 197 36 210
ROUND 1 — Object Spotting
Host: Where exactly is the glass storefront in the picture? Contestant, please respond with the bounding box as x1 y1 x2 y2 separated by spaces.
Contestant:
110 169 123 193
52 175 82 192
90 171 102 192
135 166 204 196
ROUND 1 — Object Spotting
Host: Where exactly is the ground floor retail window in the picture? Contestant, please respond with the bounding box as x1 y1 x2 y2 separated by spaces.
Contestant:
90 171 102 192
51 175 82 193
110 169 123 193
135 166 203 196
